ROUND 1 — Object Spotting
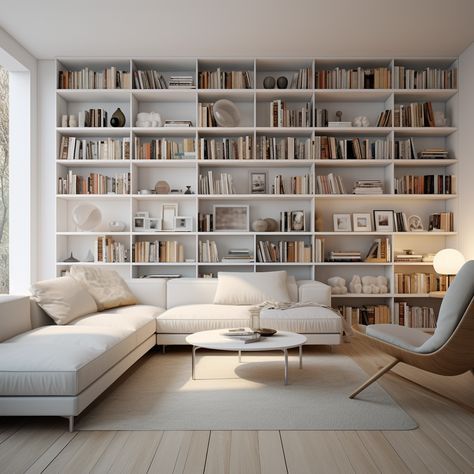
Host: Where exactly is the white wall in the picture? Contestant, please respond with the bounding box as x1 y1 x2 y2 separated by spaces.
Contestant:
458 42 474 260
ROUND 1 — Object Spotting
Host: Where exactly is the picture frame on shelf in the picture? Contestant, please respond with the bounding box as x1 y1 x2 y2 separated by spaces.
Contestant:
373 210 394 232
249 171 267 194
213 205 249 232
145 218 161 231
353 213 372 232
161 204 178 231
133 217 146 231
174 216 193 232
408 215 424 232
290 210 305 231
333 214 352 232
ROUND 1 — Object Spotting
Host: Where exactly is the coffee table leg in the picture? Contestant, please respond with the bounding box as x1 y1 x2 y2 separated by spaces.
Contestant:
192 346 198 380
299 345 303 369
238 350 242 363
283 348 288 385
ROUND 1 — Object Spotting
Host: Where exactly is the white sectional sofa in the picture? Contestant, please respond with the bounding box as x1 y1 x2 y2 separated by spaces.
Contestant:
0 276 340 430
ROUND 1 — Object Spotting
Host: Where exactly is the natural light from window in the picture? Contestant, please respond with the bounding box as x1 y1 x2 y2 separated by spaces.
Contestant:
0 66 8 293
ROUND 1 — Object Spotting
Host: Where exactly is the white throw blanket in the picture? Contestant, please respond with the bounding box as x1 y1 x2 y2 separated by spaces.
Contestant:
249 301 353 337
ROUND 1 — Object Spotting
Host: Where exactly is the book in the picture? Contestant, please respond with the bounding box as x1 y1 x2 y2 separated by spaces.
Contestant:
315 67 391 89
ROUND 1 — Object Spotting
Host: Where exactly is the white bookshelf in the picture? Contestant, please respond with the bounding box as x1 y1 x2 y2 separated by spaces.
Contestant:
55 57 460 324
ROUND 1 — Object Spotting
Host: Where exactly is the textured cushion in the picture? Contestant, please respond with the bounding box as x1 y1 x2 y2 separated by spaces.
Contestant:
0 296 31 342
30 276 98 325
156 304 252 333
297 281 331 306
418 260 474 353
70 266 137 311
213 271 291 305
367 324 432 352
260 306 342 334
0 325 150 396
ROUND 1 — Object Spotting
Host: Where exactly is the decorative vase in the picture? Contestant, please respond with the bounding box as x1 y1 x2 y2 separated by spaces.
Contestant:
263 76 276 89
184 186 192 195
277 76 288 89
252 219 268 232
155 180 170 194
264 218 278 232
72 203 101 231
108 220 126 232
110 107 126 127
63 252 79 263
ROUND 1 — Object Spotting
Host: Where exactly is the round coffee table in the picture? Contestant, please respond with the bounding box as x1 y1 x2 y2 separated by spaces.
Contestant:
185 329 307 385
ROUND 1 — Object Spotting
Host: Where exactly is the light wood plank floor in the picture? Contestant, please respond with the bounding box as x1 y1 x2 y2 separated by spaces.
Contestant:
1 336 473 474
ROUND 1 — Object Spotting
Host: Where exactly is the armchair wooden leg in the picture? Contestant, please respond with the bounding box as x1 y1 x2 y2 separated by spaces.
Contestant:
349 359 399 399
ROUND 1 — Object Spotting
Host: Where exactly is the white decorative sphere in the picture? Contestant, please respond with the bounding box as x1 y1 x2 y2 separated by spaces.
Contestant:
433 249 465 275
213 99 241 127
72 203 101 231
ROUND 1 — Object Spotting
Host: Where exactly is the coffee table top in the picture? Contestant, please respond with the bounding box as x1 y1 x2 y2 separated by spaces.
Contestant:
186 329 307 352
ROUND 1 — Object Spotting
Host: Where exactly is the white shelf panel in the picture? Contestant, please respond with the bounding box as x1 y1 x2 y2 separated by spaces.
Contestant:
314 127 391 136
255 262 312 266
56 262 129 266
331 293 393 298
197 194 314 200
197 159 314 168
57 232 130 236
132 160 196 168
314 89 393 102
56 160 131 168
56 194 130 200
393 231 457 236
131 262 196 266
314 159 391 167
197 127 254 136
393 262 434 266
255 89 313 101
315 194 457 200
198 231 313 236
314 262 391 266
132 127 197 136
198 89 254 101
393 89 458 101
57 89 131 102
198 262 255 266
314 231 391 236
132 89 196 102
256 127 313 135
393 159 457 167
132 231 196 236
394 127 456 137
132 194 196 201
393 293 432 298
57 127 131 137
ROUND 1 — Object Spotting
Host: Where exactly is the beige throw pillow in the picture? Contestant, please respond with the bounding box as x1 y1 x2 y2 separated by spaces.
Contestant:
70 266 137 311
31 276 98 325
213 271 291 305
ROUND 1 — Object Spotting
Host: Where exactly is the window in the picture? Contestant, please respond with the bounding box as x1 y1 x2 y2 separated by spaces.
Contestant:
0 66 8 293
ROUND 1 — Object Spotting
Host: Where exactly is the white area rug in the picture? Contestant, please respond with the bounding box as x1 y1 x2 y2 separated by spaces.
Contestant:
77 347 417 431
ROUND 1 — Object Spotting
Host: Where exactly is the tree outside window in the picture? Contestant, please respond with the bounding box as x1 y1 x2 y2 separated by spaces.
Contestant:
0 67 9 293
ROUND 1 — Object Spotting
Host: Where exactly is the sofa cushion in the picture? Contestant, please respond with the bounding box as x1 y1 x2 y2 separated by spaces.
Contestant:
213 271 291 305
366 324 432 352
156 304 252 334
0 296 32 342
70 266 137 311
259 306 342 334
30 276 98 325
0 323 154 396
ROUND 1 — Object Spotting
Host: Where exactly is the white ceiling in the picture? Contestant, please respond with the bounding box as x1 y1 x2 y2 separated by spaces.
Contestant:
0 0 473 59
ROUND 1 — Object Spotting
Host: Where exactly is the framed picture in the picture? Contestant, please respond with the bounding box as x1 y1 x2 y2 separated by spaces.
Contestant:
352 213 372 232
290 210 305 231
174 216 193 232
145 217 161 231
373 210 394 232
408 215 424 232
249 171 267 194
213 205 249 232
133 216 146 231
333 214 352 232
161 203 178 231
136 211 149 218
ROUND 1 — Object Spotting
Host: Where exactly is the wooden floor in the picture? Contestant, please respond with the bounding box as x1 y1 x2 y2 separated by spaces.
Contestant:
1 336 473 474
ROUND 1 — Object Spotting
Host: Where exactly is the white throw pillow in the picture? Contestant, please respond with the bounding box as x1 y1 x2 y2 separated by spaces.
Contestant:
213 271 291 305
70 266 137 311
31 276 98 325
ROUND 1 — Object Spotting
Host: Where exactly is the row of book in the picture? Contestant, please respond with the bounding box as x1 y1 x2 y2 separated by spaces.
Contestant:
132 240 185 263
393 66 457 90
198 70 252 89
199 240 219 263
315 67 392 89
365 238 391 262
256 240 312 263
199 137 253 160
314 238 325 263
58 68 131 89
315 173 346 194
375 110 392 127
314 136 391 160
134 138 195 160
394 102 436 127
57 171 130 195
198 103 218 127
394 272 454 294
77 109 109 128
133 71 195 89
273 174 313 194
257 136 312 160
270 100 312 127
95 236 127 263
58 137 130 161
314 108 328 127
198 213 213 232
198 172 235 194
287 68 312 89
280 210 306 232
394 175 456 195
429 212 454 232
395 302 436 328
337 305 391 326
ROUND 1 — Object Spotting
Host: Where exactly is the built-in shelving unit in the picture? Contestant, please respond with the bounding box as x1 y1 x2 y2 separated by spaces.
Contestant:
55 57 459 326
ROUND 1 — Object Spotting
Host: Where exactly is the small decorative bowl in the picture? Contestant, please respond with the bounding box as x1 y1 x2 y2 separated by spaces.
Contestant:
253 328 277 337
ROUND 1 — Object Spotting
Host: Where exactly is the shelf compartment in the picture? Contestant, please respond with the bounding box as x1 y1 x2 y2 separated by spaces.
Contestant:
56 160 131 168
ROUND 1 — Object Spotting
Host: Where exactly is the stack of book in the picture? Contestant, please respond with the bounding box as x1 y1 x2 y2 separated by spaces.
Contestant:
163 120 193 128
395 272 454 294
338 305 391 325
199 136 253 160
417 148 449 159
134 138 195 160
352 180 384 194
429 212 454 231
168 76 195 89
315 67 391 89
394 253 423 263
57 171 130 195
257 136 312 160
198 172 235 194
375 110 392 127
328 250 361 262
316 174 346 194
78 109 109 128
273 174 313 194
58 137 130 161
394 66 457 89
132 240 185 263
133 70 167 89
58 67 131 89
395 302 436 328
95 236 127 263
270 100 312 127
221 249 254 263
394 102 435 127
365 238 391 262
199 240 219 263
313 136 391 160
198 213 213 232
257 240 312 263
394 175 456 194
198 70 252 89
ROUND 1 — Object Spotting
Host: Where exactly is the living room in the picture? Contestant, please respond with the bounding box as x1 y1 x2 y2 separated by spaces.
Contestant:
0 0 473 472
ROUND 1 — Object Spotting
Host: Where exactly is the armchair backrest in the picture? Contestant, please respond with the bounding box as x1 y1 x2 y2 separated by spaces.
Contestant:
418 260 474 353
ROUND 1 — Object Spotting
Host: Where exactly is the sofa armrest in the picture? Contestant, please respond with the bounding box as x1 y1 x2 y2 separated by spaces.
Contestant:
0 295 31 342
297 280 331 306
